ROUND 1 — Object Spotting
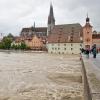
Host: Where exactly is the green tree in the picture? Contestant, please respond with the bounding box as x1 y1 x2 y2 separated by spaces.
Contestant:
7 33 14 40
2 37 12 49
20 42 27 50
0 42 3 49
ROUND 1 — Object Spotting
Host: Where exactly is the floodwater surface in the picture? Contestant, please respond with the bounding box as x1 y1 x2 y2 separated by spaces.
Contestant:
0 52 83 100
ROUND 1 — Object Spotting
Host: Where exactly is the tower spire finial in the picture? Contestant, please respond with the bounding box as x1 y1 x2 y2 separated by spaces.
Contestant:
87 13 88 18
50 1 52 6
34 21 35 28
50 0 52 6
33 21 35 33
86 13 90 23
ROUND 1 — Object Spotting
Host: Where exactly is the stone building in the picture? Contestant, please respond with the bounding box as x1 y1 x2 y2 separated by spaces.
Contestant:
11 37 23 46
21 26 47 38
20 25 47 50
47 24 82 54
19 3 100 53
47 4 83 54
82 15 100 51
25 35 43 50
92 34 100 51
83 15 93 49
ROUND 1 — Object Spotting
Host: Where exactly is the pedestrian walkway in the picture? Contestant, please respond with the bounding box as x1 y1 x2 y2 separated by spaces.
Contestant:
89 53 100 69
82 53 100 100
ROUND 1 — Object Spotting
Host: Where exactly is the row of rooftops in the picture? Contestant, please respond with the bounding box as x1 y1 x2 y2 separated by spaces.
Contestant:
92 34 100 39
48 23 82 43
20 22 100 44
21 27 47 33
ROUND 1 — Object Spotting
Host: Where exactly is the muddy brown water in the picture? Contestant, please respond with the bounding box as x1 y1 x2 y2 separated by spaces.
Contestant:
0 52 83 100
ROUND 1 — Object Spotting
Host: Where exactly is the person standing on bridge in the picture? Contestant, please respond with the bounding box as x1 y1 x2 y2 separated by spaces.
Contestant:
92 44 97 58
85 48 90 58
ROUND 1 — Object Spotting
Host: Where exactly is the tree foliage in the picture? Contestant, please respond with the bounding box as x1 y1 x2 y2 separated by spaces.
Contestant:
0 36 12 49
0 33 31 50
11 42 30 50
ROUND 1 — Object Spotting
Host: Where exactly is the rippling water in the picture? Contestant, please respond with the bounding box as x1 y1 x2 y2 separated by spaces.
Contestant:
0 52 83 100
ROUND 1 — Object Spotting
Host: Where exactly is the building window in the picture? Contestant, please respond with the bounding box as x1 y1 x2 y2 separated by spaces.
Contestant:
64 48 66 50
71 40 73 42
70 36 73 42
52 44 54 46
58 48 60 50
55 48 57 50
58 40 60 43
52 48 54 50
71 44 73 46
71 48 73 50
58 44 60 46
64 44 66 46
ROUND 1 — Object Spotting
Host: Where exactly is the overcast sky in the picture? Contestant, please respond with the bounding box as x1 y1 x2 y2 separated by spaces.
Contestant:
0 0 100 36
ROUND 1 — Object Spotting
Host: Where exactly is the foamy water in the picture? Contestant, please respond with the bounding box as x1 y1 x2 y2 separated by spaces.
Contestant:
0 52 83 100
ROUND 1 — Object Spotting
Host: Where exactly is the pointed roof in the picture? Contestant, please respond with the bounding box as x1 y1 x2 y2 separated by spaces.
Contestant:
86 13 90 23
48 3 55 24
83 14 92 28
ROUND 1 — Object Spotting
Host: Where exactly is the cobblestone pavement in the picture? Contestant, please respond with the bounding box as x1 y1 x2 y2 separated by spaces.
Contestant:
0 52 83 100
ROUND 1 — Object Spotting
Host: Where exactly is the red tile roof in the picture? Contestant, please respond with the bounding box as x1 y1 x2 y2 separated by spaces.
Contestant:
83 23 92 28
92 34 100 39
21 27 47 33
48 23 82 43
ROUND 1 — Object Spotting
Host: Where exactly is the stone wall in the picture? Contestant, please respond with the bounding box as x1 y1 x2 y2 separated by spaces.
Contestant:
82 55 100 100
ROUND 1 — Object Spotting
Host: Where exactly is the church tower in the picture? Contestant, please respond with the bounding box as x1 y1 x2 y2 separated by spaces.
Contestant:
83 15 93 49
47 3 55 36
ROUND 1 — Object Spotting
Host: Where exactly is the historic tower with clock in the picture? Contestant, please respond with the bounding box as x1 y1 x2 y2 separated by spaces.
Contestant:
83 15 93 49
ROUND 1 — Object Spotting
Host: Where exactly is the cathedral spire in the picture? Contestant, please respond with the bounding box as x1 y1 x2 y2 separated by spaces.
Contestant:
47 3 55 36
48 3 55 24
33 21 36 33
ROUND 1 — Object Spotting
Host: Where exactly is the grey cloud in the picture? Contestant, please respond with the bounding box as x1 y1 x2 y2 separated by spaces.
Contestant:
0 0 100 35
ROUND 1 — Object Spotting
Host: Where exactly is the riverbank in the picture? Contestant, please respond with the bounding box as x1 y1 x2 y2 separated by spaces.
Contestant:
0 49 47 53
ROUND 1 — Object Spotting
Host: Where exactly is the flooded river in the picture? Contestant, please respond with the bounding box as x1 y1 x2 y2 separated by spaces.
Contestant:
0 52 83 100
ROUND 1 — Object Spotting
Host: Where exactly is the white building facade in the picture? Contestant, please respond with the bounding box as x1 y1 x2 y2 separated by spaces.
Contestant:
47 43 82 54
47 23 83 54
